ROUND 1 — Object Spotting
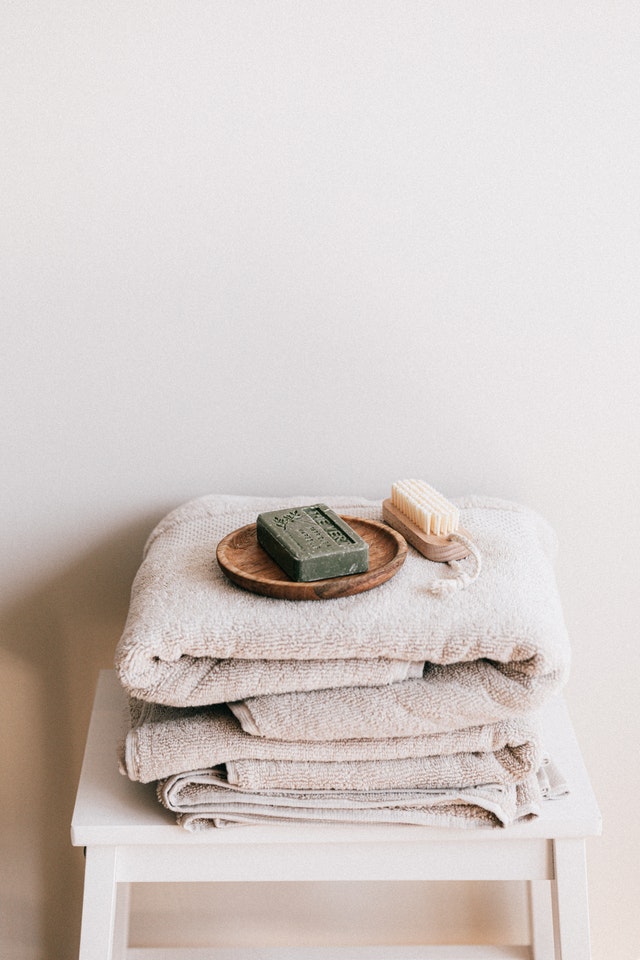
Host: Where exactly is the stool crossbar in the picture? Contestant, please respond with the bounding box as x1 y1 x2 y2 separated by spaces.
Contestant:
71 671 601 960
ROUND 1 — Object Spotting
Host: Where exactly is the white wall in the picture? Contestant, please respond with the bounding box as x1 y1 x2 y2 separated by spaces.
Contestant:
2 3 639 958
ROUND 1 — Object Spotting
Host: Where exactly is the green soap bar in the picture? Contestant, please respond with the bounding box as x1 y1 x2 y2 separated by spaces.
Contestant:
256 503 369 582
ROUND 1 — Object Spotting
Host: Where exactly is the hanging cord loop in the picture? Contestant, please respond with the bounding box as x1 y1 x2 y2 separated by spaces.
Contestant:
426 532 482 597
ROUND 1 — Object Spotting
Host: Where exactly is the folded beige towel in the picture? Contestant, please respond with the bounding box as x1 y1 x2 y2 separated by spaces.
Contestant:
115 494 570 709
118 653 424 708
121 695 541 785
225 740 541 791
229 658 563 740
158 764 567 830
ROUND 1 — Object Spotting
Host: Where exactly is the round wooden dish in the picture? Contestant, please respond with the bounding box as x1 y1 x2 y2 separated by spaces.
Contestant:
216 516 408 600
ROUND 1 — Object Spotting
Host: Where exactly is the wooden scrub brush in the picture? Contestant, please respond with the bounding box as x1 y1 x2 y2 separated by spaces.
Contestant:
382 479 472 562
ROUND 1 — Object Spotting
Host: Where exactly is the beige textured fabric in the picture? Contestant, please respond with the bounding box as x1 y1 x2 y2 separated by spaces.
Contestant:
158 764 568 830
229 658 563 740
224 742 541 791
115 494 570 709
121 695 541 785
118 654 424 709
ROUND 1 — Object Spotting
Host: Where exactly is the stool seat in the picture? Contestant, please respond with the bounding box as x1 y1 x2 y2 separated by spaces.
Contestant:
71 670 601 959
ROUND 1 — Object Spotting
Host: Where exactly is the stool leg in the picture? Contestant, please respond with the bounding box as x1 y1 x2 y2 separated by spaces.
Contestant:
529 880 556 959
112 882 130 960
551 838 592 960
78 846 119 960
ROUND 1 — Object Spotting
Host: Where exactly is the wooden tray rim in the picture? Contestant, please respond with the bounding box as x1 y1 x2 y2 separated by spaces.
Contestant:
216 515 408 600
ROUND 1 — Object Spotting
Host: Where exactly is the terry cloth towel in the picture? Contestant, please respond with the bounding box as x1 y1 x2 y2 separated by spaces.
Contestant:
228 658 561 741
223 746 541 792
158 762 568 831
118 654 425 708
120 696 542 785
115 494 570 709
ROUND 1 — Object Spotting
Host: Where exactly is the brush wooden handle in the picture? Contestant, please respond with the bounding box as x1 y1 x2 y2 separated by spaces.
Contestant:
382 499 472 562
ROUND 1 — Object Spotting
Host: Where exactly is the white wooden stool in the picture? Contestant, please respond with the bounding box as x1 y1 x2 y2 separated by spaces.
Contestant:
71 671 601 960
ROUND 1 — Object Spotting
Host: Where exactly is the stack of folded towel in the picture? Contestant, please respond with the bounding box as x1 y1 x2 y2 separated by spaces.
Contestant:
115 494 571 830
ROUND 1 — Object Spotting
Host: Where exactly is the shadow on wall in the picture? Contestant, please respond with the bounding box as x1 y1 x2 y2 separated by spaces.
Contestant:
0 512 164 960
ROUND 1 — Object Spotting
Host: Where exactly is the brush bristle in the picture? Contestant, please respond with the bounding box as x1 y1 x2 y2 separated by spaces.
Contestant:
391 480 459 537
